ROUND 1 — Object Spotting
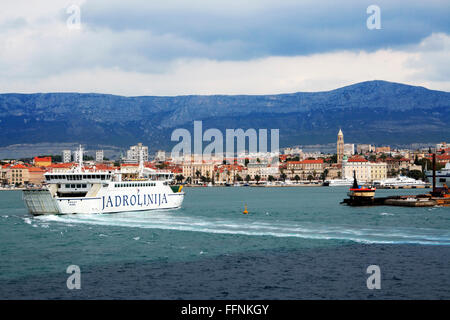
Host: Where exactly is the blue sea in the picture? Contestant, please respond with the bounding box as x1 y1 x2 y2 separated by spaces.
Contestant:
0 187 449 299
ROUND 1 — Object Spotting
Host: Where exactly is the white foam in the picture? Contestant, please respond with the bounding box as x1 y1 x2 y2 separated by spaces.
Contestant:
34 211 450 246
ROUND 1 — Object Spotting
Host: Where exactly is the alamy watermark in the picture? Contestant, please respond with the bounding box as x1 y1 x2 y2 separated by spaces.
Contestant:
366 265 381 290
66 4 81 30
367 5 381 30
66 265 81 290
171 121 279 166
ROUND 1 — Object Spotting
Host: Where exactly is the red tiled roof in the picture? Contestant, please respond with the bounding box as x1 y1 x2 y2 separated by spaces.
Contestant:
348 157 368 162
437 155 450 160
34 156 51 162
11 164 28 169
287 159 323 164
28 167 45 173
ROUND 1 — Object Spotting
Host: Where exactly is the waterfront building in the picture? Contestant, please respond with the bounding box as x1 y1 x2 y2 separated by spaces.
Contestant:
155 150 166 162
28 167 45 185
286 159 324 180
96 150 104 163
1 165 9 185
370 162 388 181
34 156 51 167
284 147 303 156
62 150 71 163
125 143 149 163
343 143 355 156
215 164 245 184
376 146 390 154
7 164 30 186
342 156 370 181
342 156 387 182
182 162 215 184
73 150 81 163
302 151 321 160
337 129 344 164
356 144 375 154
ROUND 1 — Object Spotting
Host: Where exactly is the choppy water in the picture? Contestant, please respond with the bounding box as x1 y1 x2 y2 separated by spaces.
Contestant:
0 187 449 299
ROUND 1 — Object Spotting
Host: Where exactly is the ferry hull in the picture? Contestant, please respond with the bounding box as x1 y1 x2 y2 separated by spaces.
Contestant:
23 189 184 215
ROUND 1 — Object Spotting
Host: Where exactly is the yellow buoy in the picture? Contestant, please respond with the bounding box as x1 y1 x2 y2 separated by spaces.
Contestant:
243 204 248 214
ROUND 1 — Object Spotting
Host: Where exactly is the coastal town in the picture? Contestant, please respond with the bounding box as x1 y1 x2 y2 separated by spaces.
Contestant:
1 130 449 189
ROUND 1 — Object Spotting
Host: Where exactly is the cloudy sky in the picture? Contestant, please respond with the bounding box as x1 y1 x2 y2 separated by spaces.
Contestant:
1 0 449 95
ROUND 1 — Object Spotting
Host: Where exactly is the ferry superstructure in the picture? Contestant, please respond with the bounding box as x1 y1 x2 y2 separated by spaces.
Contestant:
22 146 184 215
425 162 450 188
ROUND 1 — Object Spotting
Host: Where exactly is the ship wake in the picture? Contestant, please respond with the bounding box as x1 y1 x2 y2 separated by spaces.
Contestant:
36 211 450 246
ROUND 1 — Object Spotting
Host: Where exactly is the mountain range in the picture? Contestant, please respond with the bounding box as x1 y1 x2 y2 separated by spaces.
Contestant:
0 80 449 152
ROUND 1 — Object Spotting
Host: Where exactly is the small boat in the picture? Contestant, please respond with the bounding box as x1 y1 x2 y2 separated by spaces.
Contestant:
342 171 376 206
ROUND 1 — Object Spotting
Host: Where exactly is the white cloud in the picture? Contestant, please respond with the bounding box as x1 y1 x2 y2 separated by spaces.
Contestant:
1 33 449 95
0 0 449 95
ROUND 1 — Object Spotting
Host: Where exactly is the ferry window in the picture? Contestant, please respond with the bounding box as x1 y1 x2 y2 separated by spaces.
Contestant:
77 184 81 188
96 175 100 179
65 184 70 188
101 175 105 180
45 176 50 181
83 175 87 179
71 184 75 188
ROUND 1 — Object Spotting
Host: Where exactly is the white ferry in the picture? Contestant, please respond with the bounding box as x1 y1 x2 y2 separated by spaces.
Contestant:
323 178 356 187
373 176 430 188
22 146 184 215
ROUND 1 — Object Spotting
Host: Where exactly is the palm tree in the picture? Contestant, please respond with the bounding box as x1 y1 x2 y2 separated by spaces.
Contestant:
195 170 201 184
255 175 261 184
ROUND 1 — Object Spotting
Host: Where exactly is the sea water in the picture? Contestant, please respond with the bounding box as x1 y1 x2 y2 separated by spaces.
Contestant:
0 187 449 299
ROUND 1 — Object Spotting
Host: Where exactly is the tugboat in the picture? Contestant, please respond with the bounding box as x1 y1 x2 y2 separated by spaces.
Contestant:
341 171 376 206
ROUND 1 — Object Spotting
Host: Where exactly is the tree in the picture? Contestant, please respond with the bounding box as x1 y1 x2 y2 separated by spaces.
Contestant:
194 170 201 184
245 175 251 183
175 175 184 183
236 174 243 182
244 158 249 166
330 154 338 163
307 175 314 182
294 175 300 183
280 173 287 181
268 175 275 182
254 175 261 184
322 168 329 181
407 170 424 181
